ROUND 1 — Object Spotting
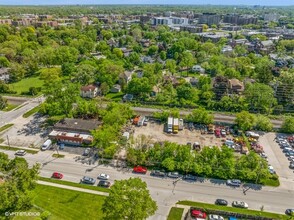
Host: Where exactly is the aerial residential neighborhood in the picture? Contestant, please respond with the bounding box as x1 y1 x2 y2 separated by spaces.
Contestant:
0 1 294 220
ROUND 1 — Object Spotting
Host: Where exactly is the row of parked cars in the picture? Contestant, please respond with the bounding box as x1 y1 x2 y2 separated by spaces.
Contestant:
276 135 294 169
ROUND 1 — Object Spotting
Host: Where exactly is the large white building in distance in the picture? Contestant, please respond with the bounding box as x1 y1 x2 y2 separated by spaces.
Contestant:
151 17 189 26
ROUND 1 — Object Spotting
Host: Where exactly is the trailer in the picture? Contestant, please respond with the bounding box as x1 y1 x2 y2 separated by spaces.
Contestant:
167 117 173 133
179 119 184 130
173 118 179 133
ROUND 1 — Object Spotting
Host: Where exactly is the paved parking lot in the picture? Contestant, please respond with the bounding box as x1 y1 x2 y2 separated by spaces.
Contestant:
259 132 294 190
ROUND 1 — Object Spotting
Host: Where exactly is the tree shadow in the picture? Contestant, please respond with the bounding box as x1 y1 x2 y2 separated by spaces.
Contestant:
243 183 263 191
209 178 227 186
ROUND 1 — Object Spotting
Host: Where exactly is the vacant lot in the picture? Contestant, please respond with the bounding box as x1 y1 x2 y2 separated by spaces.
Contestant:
134 121 229 147
9 77 44 95
33 184 105 220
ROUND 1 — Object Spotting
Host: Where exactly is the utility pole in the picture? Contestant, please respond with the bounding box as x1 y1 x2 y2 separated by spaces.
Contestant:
6 135 10 147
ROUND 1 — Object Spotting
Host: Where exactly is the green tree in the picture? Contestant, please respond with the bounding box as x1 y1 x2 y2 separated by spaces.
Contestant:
255 115 273 132
147 45 158 56
186 107 213 124
102 178 157 220
165 59 177 75
0 95 7 110
72 64 95 85
255 57 274 84
281 117 294 134
0 56 10 67
127 77 152 98
179 51 195 72
235 111 256 131
0 153 39 215
39 67 61 84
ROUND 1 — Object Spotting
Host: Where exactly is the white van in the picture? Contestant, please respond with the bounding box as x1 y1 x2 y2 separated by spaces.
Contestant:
41 139 52 151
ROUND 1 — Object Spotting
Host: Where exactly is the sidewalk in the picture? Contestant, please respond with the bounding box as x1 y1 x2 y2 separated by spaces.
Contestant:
37 180 109 196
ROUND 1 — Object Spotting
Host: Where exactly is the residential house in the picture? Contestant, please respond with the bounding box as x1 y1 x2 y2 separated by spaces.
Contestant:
151 85 161 97
191 65 205 73
228 79 244 94
123 94 134 102
119 71 133 84
0 68 10 82
163 75 179 87
110 84 121 93
141 56 155 63
189 77 199 87
259 40 274 54
213 76 229 100
80 85 98 98
221 45 233 54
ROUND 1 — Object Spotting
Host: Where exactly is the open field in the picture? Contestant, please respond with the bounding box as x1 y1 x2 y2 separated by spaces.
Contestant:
8 77 44 95
32 184 105 220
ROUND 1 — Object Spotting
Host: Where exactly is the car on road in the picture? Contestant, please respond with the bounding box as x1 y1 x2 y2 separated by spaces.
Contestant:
209 214 224 220
190 209 207 219
215 199 228 206
183 174 197 181
15 150 26 156
52 172 63 179
285 209 294 215
167 172 182 179
226 179 241 187
83 148 91 156
150 170 166 177
80 176 96 185
133 166 147 174
97 180 111 188
98 173 110 180
232 201 248 208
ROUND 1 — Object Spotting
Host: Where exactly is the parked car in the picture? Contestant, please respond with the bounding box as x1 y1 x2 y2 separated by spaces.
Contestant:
289 162 294 169
215 129 221 138
209 214 224 220
286 151 294 157
283 147 293 153
190 209 207 219
51 172 63 179
133 166 147 174
167 172 182 179
83 148 91 156
268 165 276 174
98 173 110 180
97 180 111 188
81 176 96 185
150 170 166 177
232 201 248 208
226 179 241 187
285 209 294 215
183 174 197 181
215 199 228 206
221 129 226 137
15 150 26 156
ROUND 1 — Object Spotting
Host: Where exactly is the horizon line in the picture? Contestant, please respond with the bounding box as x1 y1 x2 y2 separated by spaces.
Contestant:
0 4 293 6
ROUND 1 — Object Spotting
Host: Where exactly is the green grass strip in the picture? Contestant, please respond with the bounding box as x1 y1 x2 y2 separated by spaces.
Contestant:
167 207 184 220
0 123 13 133
0 145 38 154
23 106 40 118
38 177 110 193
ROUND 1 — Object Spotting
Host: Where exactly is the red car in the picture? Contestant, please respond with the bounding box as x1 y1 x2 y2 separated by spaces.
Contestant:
190 209 207 219
133 166 147 174
214 129 221 138
52 172 63 179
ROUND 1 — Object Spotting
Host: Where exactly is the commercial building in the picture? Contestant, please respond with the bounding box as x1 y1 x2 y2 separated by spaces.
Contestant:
223 14 258 25
198 13 221 26
151 17 189 26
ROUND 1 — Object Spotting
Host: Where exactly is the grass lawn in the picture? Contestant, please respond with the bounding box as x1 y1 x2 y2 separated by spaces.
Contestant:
32 184 105 220
23 106 40 118
167 207 184 220
38 177 110 193
52 153 65 158
177 201 288 220
9 77 44 95
105 92 124 101
0 145 38 154
0 123 14 133
1 104 18 111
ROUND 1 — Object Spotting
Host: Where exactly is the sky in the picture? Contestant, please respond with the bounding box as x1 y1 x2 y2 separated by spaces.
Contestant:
0 0 293 6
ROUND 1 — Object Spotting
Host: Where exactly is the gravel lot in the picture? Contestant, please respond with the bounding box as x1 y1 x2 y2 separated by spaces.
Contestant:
133 120 231 147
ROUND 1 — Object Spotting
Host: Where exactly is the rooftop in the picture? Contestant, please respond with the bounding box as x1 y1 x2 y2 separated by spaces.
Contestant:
54 118 101 134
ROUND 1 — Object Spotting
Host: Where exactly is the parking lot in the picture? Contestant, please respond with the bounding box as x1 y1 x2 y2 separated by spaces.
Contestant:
259 132 294 190
133 120 232 147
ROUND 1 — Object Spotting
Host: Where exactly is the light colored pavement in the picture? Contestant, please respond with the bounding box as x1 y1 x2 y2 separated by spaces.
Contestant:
259 132 294 191
1 149 293 220
37 180 109 196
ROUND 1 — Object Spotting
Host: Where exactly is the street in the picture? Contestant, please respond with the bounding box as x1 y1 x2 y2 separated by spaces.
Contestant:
1 149 293 220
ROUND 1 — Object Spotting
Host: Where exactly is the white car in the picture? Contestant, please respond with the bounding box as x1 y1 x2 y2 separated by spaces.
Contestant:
268 165 276 174
98 173 110 180
209 214 224 220
15 150 26 156
232 201 249 208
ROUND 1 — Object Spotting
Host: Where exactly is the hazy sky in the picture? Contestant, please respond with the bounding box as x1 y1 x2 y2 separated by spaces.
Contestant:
1 0 293 6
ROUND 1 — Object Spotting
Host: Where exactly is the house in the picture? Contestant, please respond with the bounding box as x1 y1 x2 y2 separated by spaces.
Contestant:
151 86 161 97
0 68 10 82
228 79 244 94
123 94 134 102
260 40 274 54
110 84 121 93
80 85 98 98
191 65 205 73
49 118 101 146
163 75 179 87
221 45 233 54
141 56 154 63
119 71 133 84
189 77 199 87
213 76 229 100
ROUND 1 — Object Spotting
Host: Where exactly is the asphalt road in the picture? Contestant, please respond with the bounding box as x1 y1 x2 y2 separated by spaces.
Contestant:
1 149 293 220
